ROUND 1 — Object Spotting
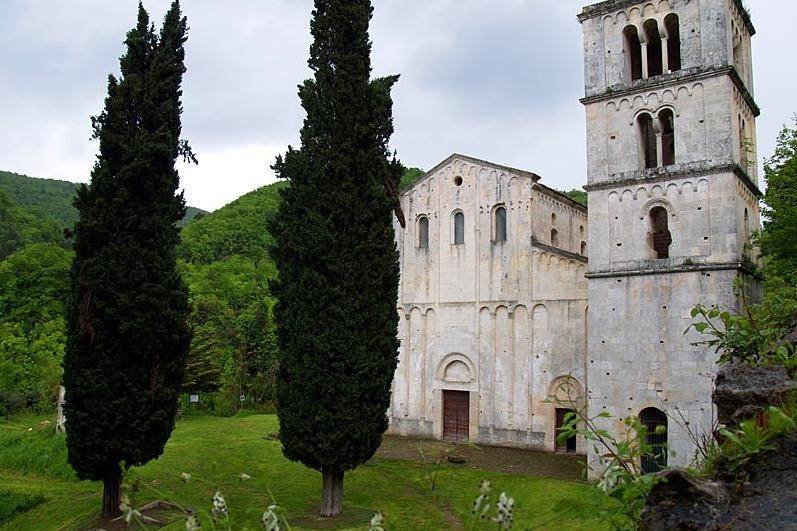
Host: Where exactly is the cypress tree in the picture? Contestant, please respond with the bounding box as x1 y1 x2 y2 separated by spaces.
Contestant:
269 0 404 517
62 1 192 519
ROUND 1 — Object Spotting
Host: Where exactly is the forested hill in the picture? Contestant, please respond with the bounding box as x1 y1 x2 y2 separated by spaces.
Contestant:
0 170 209 231
178 180 287 266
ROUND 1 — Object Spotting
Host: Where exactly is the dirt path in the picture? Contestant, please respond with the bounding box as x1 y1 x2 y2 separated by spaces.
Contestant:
376 435 586 482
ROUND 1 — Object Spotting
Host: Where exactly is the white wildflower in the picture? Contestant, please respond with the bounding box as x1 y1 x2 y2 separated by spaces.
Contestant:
479 480 492 495
261 505 280 530
212 491 228 519
597 464 622 493
368 512 385 531
119 494 142 525
180 472 192 483
185 511 201 531
239 472 252 482
493 492 515 530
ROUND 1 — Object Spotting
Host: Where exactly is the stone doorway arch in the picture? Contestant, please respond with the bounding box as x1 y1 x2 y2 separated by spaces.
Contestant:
433 354 478 442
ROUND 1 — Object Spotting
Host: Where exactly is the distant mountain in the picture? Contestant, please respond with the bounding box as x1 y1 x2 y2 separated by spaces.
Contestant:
0 170 210 231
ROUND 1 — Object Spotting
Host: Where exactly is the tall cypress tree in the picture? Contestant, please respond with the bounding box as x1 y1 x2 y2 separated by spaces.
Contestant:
269 0 403 518
62 1 191 519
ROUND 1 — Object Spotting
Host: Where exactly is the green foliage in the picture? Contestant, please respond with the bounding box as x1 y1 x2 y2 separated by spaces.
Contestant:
179 256 279 411
565 189 588 206
760 115 797 281
0 189 68 260
0 244 71 412
687 284 797 375
62 1 192 495
706 406 797 477
269 0 402 491
399 167 424 189
178 182 286 265
0 243 72 330
0 171 80 229
550 398 666 530
0 489 45 524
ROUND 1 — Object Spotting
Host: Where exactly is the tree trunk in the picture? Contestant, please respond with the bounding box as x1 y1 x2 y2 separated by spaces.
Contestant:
102 471 122 519
320 467 344 517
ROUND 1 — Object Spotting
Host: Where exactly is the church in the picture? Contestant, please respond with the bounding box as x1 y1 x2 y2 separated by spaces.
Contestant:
388 0 761 473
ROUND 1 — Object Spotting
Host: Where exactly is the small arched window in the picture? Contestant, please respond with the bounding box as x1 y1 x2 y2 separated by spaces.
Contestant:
638 113 657 169
640 408 668 474
551 228 559 248
659 109 675 166
644 19 663 78
739 116 749 169
453 212 465 245
418 216 429 249
650 206 672 259
551 212 557 225
744 208 750 241
581 241 587 256
494 206 507 243
623 25 643 81
664 14 681 72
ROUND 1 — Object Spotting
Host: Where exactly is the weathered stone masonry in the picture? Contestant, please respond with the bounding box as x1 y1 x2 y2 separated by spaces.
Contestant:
580 0 761 472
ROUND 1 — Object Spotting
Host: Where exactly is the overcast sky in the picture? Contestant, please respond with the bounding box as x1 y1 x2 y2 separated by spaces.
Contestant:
1 1 794 212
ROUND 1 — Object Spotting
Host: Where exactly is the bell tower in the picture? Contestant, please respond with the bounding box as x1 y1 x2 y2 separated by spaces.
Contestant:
579 0 761 471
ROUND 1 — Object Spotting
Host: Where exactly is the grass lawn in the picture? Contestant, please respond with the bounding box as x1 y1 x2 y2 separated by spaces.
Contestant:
0 413 605 530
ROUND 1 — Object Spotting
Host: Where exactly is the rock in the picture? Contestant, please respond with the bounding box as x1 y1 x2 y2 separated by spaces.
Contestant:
447 455 466 464
713 362 797 427
642 435 797 530
717 433 797 530
641 469 729 531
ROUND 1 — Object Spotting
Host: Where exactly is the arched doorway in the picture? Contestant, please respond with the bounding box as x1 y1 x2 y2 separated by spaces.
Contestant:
639 407 668 473
549 376 584 454
438 357 474 443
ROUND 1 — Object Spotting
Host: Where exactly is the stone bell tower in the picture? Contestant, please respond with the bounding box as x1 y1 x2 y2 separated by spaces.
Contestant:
578 0 761 472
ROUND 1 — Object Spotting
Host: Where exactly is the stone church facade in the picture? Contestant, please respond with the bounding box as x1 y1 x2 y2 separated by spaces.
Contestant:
389 154 590 453
388 0 761 470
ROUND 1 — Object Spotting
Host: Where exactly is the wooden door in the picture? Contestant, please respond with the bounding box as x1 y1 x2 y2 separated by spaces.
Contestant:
443 390 469 442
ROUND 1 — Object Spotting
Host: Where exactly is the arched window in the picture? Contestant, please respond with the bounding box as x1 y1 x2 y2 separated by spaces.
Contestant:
664 14 681 72
418 216 429 249
623 25 643 81
650 206 672 259
744 208 750 241
494 206 507 243
643 19 663 78
638 113 657 169
581 241 587 256
659 109 675 166
453 212 465 245
550 228 559 248
739 116 749 169
551 212 557 226
639 408 668 474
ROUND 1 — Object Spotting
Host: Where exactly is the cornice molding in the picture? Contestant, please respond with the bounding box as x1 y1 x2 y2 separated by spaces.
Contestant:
580 66 760 117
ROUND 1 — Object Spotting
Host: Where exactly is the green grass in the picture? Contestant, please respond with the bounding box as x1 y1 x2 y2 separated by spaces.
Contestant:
0 414 604 530
0 489 44 524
